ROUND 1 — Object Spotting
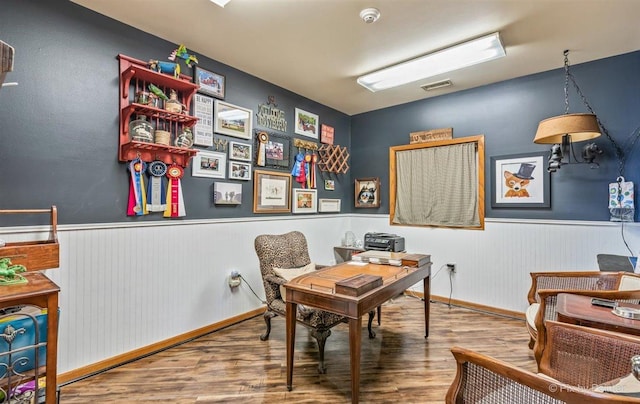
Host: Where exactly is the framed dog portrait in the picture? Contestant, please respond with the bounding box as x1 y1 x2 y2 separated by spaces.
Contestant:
491 152 550 208
355 177 380 208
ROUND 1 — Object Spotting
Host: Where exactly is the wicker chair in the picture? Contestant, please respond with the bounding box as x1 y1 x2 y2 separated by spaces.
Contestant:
526 271 640 363
254 231 376 373
446 321 640 403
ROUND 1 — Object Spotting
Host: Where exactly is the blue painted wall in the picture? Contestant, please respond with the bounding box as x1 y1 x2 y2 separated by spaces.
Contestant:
351 51 640 220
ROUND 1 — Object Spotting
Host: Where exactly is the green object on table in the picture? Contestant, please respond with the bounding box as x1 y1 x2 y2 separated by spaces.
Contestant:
0 257 27 285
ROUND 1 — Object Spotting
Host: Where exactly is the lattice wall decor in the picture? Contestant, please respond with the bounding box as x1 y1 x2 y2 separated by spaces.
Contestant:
318 144 349 174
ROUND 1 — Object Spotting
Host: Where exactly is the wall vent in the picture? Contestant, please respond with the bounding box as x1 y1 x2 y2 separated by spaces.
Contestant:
421 79 453 91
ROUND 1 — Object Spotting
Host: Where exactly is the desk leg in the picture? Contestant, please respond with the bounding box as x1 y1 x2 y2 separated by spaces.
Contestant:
46 293 59 404
349 316 362 404
286 301 297 391
423 275 430 339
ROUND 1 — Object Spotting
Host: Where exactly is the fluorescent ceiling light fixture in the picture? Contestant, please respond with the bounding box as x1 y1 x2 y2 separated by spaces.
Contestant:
210 0 231 7
357 32 505 92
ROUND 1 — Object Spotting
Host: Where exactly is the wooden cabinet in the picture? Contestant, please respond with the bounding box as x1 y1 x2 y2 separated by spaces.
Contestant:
118 54 199 167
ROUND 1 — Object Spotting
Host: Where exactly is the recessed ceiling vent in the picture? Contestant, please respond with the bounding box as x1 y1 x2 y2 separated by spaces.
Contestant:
421 79 453 91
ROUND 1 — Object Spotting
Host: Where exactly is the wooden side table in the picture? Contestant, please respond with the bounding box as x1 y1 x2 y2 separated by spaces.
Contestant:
556 293 640 336
0 272 60 403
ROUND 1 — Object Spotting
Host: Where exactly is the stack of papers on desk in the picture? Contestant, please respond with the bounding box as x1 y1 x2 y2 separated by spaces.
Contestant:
352 251 403 266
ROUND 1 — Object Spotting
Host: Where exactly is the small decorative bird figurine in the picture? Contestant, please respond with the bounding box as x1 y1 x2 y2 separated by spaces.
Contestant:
169 44 199 67
148 84 168 101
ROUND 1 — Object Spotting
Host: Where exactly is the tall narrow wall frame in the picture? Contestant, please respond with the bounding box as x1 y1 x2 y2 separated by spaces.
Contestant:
389 135 485 230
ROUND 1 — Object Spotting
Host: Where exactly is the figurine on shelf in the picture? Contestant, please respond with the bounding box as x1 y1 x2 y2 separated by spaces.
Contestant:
148 59 180 78
169 44 198 67
0 257 27 285
175 128 194 148
165 89 185 113
148 83 169 102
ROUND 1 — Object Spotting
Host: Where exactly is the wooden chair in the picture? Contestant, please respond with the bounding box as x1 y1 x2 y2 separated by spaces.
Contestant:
526 271 640 363
446 321 640 403
254 231 376 373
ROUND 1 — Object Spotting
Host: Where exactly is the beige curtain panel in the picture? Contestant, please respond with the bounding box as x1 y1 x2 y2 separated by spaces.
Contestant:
393 142 478 227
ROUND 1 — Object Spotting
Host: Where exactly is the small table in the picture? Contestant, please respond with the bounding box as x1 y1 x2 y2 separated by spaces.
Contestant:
556 293 640 336
284 258 431 404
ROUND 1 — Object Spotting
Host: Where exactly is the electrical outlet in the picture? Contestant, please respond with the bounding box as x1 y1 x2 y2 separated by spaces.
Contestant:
447 263 456 273
228 270 241 288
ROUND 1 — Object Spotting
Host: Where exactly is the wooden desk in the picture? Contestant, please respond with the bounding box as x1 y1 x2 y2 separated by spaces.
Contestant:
284 259 431 403
556 293 640 336
0 272 60 403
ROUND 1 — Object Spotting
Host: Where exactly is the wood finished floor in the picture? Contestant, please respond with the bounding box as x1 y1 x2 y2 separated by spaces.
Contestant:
59 296 537 403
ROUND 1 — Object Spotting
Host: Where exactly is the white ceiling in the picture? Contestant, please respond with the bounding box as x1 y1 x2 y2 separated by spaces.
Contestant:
72 0 640 116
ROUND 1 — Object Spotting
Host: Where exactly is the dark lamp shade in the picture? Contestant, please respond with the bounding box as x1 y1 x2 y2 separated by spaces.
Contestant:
533 113 601 144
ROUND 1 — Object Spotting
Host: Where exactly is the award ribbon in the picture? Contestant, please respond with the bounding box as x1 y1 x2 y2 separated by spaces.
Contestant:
256 131 268 166
164 164 186 218
147 161 167 212
127 158 148 216
309 153 317 189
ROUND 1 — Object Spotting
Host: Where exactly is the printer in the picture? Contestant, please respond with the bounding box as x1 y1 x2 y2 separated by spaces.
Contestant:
364 232 405 252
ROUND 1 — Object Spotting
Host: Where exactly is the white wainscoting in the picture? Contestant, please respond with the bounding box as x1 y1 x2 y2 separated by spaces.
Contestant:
1 215 638 375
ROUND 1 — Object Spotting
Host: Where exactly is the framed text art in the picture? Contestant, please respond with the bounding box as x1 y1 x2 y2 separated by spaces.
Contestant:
294 108 319 139
490 152 550 208
229 161 252 181
194 66 225 99
355 177 380 208
214 100 253 140
253 170 291 213
292 188 317 214
192 150 226 179
254 130 292 171
193 94 214 147
229 141 252 162
318 198 341 213
213 182 242 205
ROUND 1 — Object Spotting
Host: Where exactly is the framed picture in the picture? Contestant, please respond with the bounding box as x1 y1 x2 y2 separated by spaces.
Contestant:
355 177 381 208
490 152 550 208
294 108 319 138
194 66 225 99
324 179 335 191
229 161 252 181
321 124 334 145
213 182 242 205
214 100 253 140
193 94 214 147
253 170 291 213
254 130 292 171
292 188 318 214
229 141 252 162
191 150 226 178
318 198 341 213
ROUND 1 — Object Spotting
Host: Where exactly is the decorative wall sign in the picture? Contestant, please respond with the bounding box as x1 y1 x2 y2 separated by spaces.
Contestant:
192 150 226 179
490 152 550 208
229 141 252 162
355 177 380 208
194 66 225 99
214 100 253 140
294 108 319 138
214 182 242 205
253 169 291 213
409 128 453 144
256 96 287 132
193 94 214 146
254 130 291 171
292 188 318 214
318 198 341 213
321 124 334 145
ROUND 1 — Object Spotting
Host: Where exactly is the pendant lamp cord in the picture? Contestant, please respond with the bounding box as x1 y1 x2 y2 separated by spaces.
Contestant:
563 50 634 175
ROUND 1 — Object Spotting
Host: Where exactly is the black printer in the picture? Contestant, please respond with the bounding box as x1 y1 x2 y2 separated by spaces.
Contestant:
364 232 405 252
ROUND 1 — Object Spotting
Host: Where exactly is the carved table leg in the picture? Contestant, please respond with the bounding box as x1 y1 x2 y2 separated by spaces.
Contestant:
367 310 376 339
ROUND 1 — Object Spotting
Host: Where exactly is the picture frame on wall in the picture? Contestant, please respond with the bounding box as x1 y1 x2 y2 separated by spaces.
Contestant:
254 130 292 171
229 141 252 162
194 66 225 99
490 152 550 208
214 100 253 140
193 93 214 147
292 188 317 214
253 169 291 213
294 108 319 139
213 182 242 205
355 177 380 208
318 198 341 213
229 161 252 181
191 150 226 179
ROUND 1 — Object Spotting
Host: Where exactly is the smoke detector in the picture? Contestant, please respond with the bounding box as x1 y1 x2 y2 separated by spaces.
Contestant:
360 8 381 24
